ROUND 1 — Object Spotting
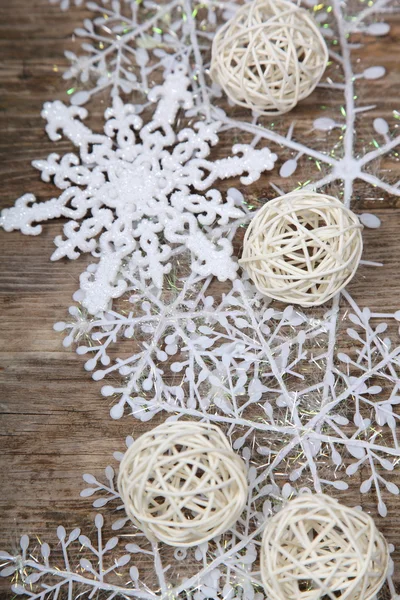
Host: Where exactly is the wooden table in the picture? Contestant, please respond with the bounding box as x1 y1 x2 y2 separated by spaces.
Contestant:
1 0 400 597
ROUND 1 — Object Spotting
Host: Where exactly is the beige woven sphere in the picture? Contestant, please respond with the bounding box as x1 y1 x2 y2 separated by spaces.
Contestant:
261 494 389 600
210 0 328 115
240 191 363 307
117 421 248 547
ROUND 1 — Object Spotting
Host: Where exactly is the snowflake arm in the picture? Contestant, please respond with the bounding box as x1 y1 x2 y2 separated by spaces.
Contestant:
0 517 159 600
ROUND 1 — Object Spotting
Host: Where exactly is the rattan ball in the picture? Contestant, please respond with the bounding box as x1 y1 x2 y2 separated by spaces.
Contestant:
210 0 328 115
117 421 248 547
261 494 389 600
240 191 363 307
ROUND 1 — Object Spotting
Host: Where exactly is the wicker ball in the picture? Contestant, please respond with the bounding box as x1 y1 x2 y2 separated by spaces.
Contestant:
210 0 328 115
117 421 248 547
261 494 389 600
240 191 363 307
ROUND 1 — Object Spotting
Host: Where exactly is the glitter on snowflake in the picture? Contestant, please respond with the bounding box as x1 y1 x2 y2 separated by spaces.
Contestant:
0 66 276 315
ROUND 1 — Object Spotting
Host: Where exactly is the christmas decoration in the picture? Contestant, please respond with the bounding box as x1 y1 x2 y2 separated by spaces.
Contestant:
41 0 400 518
118 421 248 547
0 66 276 315
240 191 363 306
261 494 389 600
54 272 400 520
211 0 328 115
1 445 398 600
1 0 400 597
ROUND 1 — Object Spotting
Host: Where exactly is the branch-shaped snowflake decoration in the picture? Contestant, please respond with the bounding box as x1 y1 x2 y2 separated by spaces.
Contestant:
0 515 180 599
0 66 276 314
0 514 148 599
59 0 240 109
56 273 323 420
54 270 400 515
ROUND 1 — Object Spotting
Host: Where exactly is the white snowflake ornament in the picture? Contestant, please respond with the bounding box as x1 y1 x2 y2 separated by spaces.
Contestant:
1 66 277 314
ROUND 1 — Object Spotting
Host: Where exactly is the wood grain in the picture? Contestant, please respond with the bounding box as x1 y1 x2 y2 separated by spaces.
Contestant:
1 1 400 597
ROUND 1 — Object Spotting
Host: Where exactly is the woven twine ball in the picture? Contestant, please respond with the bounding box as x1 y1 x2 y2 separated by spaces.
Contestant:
117 421 248 547
210 0 328 115
240 191 363 307
261 494 389 600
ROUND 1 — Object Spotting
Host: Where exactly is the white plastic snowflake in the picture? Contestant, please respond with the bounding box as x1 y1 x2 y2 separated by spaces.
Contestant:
214 0 400 209
57 273 322 419
0 66 276 314
55 268 400 514
59 0 239 108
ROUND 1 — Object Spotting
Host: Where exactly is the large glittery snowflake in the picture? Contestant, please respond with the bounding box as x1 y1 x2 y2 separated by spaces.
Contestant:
0 67 275 315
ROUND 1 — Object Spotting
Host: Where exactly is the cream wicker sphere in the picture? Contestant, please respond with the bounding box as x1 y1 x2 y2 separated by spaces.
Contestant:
210 0 328 115
117 421 248 547
240 191 363 307
261 494 389 600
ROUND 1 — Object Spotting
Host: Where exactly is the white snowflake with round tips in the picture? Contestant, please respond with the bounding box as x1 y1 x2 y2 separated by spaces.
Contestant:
216 0 400 208
59 0 240 107
0 66 276 315
56 270 400 516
